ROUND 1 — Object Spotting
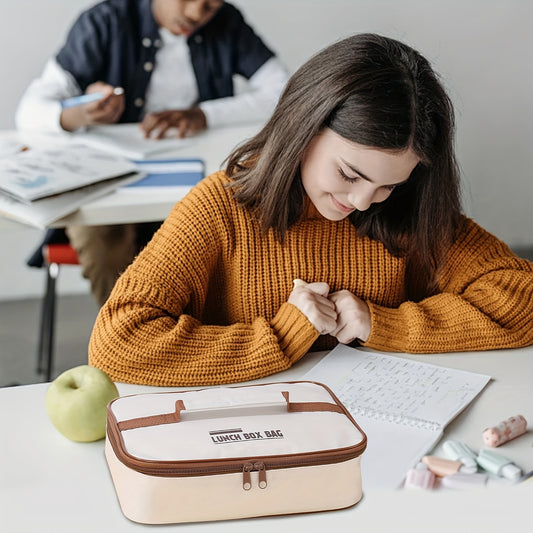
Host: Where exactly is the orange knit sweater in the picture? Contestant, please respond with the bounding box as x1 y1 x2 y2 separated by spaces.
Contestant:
89 171 533 386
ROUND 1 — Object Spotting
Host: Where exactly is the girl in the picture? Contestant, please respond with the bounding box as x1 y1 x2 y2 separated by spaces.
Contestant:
89 33 533 386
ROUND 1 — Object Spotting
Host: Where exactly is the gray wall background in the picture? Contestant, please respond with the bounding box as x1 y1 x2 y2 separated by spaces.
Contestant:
1 0 532 300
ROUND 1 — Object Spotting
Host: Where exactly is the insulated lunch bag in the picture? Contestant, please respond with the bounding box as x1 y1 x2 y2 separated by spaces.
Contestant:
105 381 367 524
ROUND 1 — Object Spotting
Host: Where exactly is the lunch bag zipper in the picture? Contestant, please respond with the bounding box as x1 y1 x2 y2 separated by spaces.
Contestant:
108 420 364 491
242 462 266 490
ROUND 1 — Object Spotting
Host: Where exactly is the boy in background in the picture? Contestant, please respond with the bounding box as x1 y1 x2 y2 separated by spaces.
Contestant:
17 0 288 305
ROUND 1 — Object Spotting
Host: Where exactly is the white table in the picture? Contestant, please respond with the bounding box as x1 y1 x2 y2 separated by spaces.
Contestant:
1 347 532 533
2 123 261 228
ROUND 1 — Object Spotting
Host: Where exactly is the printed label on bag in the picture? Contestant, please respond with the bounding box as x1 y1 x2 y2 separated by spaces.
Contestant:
209 428 284 444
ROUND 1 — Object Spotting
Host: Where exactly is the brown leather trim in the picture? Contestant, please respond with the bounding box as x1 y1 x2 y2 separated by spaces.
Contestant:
117 400 185 431
287 402 344 414
117 393 343 431
281 391 344 414
105 381 367 476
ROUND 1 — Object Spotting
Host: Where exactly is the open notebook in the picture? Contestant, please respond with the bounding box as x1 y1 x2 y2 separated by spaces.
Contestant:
303 344 491 490
0 144 138 203
72 123 193 160
0 173 141 228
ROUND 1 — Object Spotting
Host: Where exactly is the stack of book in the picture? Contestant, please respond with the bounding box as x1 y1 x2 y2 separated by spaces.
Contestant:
0 125 205 228
0 143 141 227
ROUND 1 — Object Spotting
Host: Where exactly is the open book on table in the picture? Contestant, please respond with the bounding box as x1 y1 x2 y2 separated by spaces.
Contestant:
0 143 138 203
0 155 204 229
71 123 193 160
303 344 491 490
0 173 142 228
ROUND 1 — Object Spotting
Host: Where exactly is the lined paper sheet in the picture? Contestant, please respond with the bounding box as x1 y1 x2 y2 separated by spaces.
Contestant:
303 345 491 489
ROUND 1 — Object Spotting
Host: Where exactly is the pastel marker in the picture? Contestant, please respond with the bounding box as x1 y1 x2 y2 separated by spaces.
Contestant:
422 455 463 477
441 472 488 490
405 463 436 490
482 415 527 447
61 87 124 109
442 440 478 473
476 449 522 481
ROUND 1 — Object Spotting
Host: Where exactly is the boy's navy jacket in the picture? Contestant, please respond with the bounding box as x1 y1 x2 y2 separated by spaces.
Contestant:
56 0 274 123
29 0 274 266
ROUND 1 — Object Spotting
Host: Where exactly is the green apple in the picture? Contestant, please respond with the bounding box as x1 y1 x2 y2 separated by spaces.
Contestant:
45 365 119 442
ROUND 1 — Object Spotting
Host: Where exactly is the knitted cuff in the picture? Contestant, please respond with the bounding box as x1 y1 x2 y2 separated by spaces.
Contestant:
361 302 409 352
270 303 320 364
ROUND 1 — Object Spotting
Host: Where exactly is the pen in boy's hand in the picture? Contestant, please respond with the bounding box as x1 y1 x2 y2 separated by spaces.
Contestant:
61 87 124 109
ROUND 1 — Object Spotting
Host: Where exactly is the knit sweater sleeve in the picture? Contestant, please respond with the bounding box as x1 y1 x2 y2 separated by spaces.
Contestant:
88 173 318 386
364 218 533 353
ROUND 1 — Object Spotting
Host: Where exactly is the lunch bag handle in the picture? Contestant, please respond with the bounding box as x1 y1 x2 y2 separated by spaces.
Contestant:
117 390 345 431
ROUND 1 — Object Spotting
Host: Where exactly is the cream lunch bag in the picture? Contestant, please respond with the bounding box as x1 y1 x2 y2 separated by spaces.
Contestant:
105 381 367 524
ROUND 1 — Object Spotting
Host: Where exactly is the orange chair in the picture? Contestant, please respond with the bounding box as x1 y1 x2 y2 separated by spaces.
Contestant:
37 243 79 382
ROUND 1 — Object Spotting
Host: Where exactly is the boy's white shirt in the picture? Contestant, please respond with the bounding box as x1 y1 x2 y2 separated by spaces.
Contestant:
14 30 288 133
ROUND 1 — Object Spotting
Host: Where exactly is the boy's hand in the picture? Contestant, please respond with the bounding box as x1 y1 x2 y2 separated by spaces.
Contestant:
83 82 125 125
140 107 207 139
60 82 124 131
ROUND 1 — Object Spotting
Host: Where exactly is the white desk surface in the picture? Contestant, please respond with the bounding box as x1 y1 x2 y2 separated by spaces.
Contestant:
1 347 532 533
2 123 261 228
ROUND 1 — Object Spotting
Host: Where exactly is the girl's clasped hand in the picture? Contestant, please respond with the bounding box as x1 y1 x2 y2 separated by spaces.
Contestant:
289 279 371 344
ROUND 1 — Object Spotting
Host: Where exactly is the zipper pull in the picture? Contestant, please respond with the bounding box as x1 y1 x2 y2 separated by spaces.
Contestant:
242 463 253 491
254 462 267 489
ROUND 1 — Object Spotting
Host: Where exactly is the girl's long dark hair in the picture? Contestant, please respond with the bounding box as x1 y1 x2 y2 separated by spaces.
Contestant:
226 33 462 301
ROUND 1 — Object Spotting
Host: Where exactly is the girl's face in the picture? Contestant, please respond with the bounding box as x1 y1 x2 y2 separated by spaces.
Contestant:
301 128 420 221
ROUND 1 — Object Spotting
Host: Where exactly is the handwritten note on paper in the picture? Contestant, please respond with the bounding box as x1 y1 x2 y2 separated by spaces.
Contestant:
331 351 491 430
303 345 491 489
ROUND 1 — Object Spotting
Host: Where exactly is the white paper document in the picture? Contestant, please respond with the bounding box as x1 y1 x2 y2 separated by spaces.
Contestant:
72 123 193 160
0 173 142 228
303 345 491 489
0 144 138 202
